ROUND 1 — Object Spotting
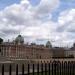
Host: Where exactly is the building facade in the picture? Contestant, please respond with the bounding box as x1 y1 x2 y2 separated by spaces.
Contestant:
0 35 53 59
52 47 65 58
0 35 75 59
64 44 75 58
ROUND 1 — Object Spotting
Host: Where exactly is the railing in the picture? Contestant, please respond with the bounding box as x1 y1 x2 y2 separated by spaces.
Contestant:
1 60 75 75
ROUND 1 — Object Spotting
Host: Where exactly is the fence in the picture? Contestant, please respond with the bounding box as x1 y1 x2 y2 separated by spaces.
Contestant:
1 60 75 75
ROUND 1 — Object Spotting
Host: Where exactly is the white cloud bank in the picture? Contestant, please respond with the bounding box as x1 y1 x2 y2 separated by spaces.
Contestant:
0 0 75 47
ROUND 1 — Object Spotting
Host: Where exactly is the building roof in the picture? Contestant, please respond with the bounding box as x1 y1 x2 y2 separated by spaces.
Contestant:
46 41 52 48
15 35 24 44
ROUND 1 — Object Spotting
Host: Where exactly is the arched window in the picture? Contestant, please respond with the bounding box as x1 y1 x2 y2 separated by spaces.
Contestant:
40 56 41 59
0 48 1 52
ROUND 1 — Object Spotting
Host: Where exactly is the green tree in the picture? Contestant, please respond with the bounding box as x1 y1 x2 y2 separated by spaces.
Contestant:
0 38 3 44
68 54 74 58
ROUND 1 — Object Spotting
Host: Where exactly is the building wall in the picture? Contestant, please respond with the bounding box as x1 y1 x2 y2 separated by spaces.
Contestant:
64 50 75 57
52 48 64 58
0 44 53 59
35 47 53 59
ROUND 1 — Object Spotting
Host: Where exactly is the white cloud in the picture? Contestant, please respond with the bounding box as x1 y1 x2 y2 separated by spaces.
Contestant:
54 9 75 47
38 0 59 13
58 9 75 25
31 0 59 20
0 0 59 37
2 0 75 47
21 0 29 4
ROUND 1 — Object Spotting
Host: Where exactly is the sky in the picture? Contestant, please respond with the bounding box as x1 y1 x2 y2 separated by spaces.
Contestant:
0 0 75 47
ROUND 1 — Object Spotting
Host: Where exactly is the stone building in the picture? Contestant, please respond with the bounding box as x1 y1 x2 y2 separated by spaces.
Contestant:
1 34 75 59
64 43 75 58
64 49 75 58
0 35 53 59
52 47 65 58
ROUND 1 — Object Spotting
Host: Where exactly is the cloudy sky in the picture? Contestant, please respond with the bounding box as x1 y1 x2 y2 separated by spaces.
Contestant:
0 0 75 47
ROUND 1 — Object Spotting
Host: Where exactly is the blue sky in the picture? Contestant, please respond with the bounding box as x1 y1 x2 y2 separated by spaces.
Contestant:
1 0 75 10
0 0 75 22
0 0 40 9
0 0 20 9
52 0 75 21
0 0 75 46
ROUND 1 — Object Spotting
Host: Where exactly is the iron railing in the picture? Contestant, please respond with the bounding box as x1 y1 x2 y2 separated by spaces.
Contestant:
1 60 75 75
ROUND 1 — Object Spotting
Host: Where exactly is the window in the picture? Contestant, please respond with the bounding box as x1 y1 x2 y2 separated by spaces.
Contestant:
0 48 1 52
40 56 41 59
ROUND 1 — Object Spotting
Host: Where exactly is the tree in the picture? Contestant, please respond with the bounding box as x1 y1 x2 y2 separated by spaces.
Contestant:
68 54 74 58
0 38 3 44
